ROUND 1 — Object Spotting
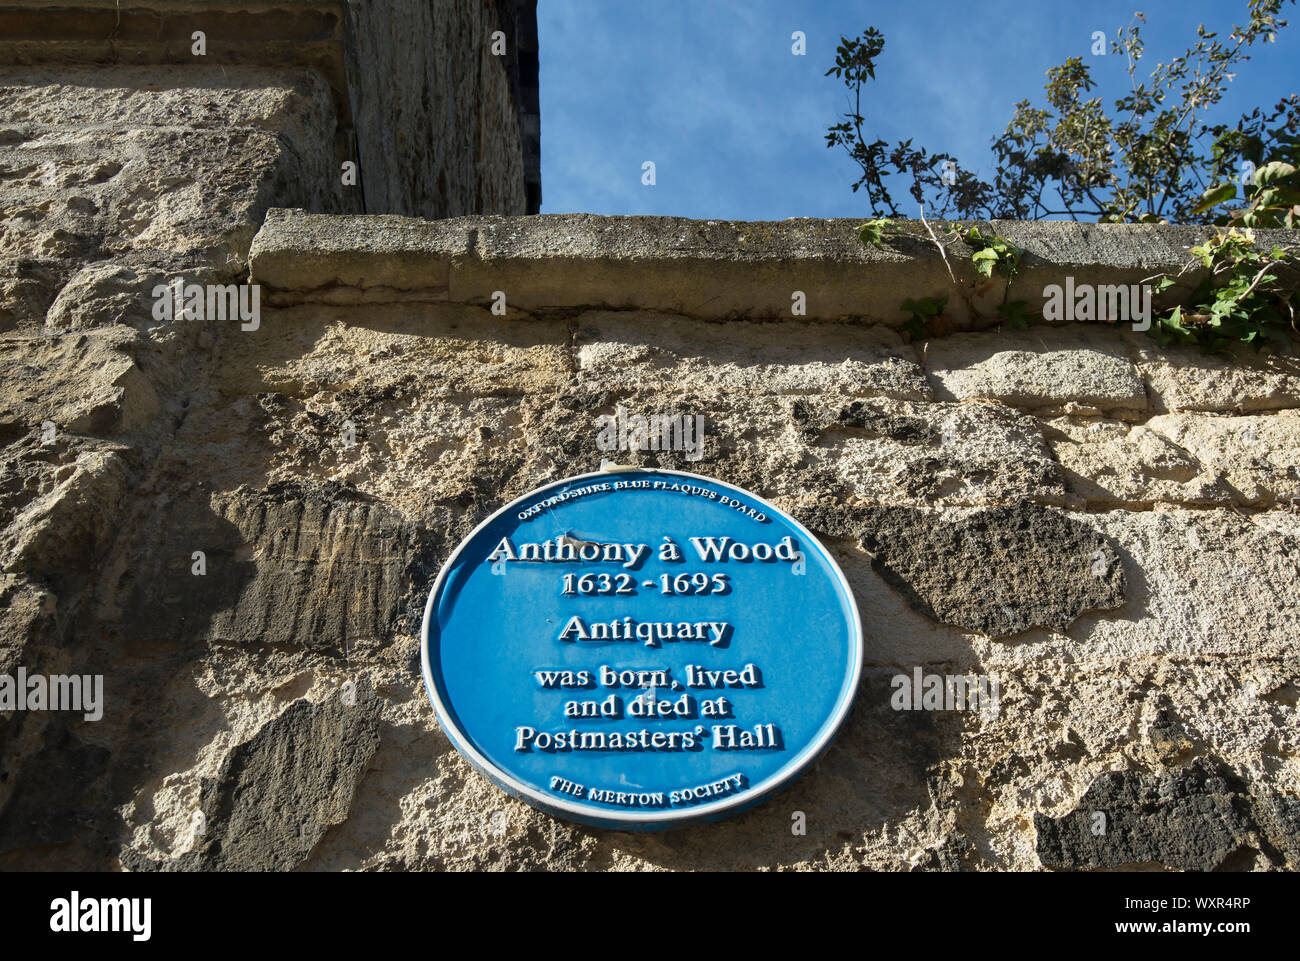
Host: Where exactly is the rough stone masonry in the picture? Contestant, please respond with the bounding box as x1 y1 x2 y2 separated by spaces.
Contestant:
2 1 1299 872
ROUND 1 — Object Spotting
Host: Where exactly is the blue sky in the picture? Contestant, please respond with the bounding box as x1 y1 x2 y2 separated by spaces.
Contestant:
537 0 1299 219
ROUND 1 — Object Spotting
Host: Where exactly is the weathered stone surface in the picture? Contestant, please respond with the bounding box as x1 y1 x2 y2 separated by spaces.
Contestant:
795 398 1064 506
848 503 1126 638
7 191 1300 873
0 448 127 581
926 327 1146 415
0 574 53 673
0 0 545 875
346 0 528 219
249 210 468 294
1133 338 1300 413
1035 760 1299 871
249 209 1298 326
123 681 381 871
983 508 1300 662
1146 411 1300 508
95 480 428 651
1046 417 1232 509
43 262 168 331
0 68 345 271
0 2 350 81
0 329 159 434
0 718 113 865
1 64 338 132
574 312 930 401
0 1 537 221
0 258 66 331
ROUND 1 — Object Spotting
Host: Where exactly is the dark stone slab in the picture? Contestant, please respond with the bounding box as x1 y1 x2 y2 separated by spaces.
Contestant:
1036 758 1299 871
858 503 1125 638
123 679 380 871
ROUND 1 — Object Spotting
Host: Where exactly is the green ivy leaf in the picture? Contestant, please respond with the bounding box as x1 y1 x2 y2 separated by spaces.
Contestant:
857 218 895 250
997 299 1033 330
1191 182 1237 214
901 317 928 338
1254 161 1297 187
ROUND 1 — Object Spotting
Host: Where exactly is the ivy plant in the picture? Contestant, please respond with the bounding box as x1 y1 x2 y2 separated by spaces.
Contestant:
1150 228 1297 348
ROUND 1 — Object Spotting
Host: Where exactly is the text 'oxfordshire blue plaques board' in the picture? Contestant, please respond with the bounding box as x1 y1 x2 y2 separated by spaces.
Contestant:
420 469 863 829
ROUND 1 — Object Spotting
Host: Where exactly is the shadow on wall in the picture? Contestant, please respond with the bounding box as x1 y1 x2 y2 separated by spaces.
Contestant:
0 491 255 870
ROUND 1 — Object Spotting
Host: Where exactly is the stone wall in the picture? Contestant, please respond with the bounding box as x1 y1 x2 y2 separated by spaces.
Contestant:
1 0 1297 873
4 201 1298 870
0 0 538 211
0 0 541 869
344 0 535 218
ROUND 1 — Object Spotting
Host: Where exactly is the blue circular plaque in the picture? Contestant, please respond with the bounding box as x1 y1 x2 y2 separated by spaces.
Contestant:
420 469 862 829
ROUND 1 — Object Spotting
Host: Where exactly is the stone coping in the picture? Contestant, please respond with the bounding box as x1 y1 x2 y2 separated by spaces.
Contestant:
248 207 1298 325
0 2 351 133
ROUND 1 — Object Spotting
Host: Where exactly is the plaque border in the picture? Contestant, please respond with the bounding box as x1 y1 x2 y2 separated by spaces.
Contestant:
419 468 864 829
